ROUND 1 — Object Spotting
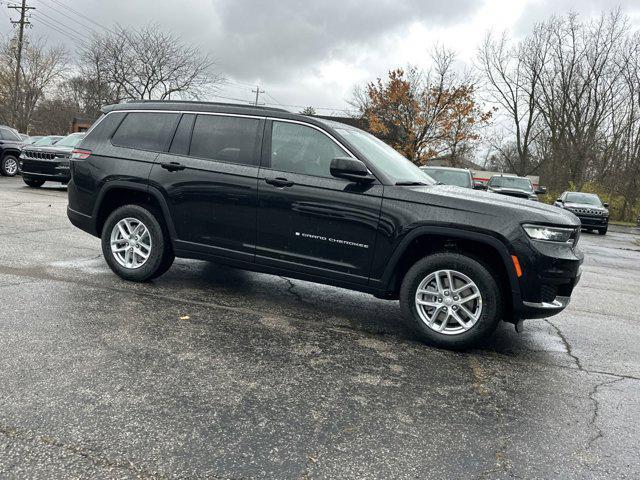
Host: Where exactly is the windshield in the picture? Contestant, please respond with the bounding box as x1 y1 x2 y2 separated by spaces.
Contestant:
565 193 602 206
488 176 533 191
33 136 61 146
55 133 85 148
423 168 472 188
335 128 435 185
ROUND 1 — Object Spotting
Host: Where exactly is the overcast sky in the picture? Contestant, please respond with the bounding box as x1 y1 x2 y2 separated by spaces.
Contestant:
2 0 639 114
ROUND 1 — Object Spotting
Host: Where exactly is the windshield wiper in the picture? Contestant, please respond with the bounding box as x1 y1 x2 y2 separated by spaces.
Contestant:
395 181 428 186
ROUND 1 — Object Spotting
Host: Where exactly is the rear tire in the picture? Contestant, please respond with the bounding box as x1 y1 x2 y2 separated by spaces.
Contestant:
23 178 45 188
0 155 19 176
101 204 174 282
400 253 502 349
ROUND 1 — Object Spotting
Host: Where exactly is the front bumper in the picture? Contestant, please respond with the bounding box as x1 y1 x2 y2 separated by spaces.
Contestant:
512 233 583 320
19 158 70 182
575 214 608 228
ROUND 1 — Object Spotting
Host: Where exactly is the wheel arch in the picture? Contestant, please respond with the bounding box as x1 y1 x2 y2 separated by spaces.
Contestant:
382 227 522 321
93 181 176 242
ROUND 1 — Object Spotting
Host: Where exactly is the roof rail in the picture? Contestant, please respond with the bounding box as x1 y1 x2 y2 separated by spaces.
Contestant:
122 99 289 113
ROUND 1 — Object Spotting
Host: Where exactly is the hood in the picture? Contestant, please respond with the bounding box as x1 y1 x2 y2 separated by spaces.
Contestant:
389 184 579 227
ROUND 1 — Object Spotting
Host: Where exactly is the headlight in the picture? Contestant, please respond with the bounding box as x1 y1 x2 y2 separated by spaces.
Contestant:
523 224 578 244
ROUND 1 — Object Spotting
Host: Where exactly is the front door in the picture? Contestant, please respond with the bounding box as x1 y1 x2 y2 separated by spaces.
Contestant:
148 112 264 262
256 120 382 285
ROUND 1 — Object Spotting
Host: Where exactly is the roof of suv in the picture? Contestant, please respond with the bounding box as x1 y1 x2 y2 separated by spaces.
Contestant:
421 166 471 172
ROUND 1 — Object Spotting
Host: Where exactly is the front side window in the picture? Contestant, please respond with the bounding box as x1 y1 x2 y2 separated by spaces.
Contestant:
112 112 178 151
0 128 21 141
189 114 260 165
270 121 347 177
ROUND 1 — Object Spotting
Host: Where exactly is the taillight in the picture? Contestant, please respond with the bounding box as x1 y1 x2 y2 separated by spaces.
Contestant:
71 148 91 160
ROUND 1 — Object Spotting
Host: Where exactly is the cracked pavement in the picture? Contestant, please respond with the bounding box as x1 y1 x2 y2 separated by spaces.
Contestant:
0 175 639 479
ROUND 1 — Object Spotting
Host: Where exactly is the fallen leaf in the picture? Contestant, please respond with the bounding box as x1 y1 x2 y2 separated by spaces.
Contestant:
180 315 190 321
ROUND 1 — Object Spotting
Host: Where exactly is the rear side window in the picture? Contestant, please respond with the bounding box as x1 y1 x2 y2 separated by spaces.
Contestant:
189 114 260 166
111 112 178 151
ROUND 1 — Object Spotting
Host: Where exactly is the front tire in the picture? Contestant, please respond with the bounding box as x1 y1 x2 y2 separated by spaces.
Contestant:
101 204 174 282
400 253 502 349
0 155 19 176
598 227 607 235
23 178 45 188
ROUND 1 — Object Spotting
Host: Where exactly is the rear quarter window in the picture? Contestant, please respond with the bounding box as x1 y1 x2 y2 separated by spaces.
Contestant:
111 112 178 152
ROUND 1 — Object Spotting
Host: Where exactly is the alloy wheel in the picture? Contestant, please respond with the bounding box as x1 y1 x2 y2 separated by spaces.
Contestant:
4 157 17 175
110 217 152 269
414 269 483 335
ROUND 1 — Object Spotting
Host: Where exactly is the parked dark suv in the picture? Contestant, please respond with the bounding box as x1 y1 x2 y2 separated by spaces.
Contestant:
485 174 545 201
0 125 25 177
554 192 609 235
20 132 85 187
67 101 583 349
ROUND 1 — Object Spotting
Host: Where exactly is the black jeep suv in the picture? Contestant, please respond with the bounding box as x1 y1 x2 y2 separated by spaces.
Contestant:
20 132 85 187
0 125 25 177
67 101 583 348
554 192 609 235
486 174 545 201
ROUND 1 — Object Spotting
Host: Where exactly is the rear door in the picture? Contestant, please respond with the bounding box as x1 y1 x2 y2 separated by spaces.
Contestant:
149 112 264 262
255 119 382 285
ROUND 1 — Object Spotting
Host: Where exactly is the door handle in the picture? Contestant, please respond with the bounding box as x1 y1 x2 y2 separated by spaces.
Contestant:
160 161 186 172
265 177 294 188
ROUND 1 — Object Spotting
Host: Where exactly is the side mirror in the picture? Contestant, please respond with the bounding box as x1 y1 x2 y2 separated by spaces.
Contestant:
473 181 487 190
330 157 374 183
535 186 547 195
556 198 563 203
603 202 609 208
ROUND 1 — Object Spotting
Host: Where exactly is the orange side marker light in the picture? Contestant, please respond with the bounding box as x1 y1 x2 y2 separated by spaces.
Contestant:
511 255 522 278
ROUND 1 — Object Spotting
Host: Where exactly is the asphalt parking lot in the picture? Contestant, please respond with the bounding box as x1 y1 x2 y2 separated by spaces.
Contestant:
0 175 639 479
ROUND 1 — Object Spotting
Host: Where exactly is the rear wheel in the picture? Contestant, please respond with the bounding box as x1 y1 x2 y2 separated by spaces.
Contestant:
101 204 174 282
400 253 502 349
23 178 45 188
0 155 18 176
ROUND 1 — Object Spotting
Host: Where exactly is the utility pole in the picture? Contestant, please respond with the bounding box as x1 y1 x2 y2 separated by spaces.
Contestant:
8 0 35 127
252 85 264 106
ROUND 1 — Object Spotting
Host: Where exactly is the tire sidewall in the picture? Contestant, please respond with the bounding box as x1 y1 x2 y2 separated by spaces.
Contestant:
400 253 502 349
23 177 45 188
101 204 167 282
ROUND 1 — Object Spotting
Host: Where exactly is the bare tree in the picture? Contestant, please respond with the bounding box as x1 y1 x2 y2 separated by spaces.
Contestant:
0 35 67 132
86 24 221 102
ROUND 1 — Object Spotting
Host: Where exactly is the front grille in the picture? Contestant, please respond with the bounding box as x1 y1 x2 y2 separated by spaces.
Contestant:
541 284 558 303
23 150 56 160
570 207 605 216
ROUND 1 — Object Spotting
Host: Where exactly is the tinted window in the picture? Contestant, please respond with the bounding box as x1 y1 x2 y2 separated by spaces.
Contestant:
488 176 533 191
0 128 21 141
112 112 178 151
270 121 347 177
169 114 195 156
190 114 260 165
565 192 602 206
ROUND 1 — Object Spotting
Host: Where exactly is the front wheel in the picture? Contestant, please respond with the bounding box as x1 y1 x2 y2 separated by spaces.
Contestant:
598 227 607 235
0 155 19 176
23 178 45 188
101 204 174 282
400 253 502 349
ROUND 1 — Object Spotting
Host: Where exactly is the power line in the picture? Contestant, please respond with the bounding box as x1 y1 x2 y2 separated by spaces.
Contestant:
30 12 86 44
40 0 114 34
30 7 92 42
